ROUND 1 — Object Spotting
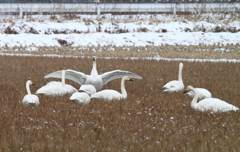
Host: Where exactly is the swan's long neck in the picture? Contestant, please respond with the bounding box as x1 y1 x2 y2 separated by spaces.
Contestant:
178 63 183 82
190 87 198 107
91 59 98 76
26 81 31 95
121 78 127 98
62 70 66 87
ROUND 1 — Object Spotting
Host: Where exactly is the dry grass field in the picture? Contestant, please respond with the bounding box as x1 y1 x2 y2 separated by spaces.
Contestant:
0 55 240 151
2 44 240 60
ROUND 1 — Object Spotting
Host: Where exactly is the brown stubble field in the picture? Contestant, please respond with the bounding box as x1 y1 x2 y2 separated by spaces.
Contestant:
2 44 240 59
0 55 239 151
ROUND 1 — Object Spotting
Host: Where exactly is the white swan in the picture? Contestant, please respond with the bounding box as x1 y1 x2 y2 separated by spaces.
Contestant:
44 56 142 91
36 70 77 97
22 80 40 106
69 92 91 105
91 76 133 101
185 88 212 100
79 84 97 96
69 85 97 105
184 85 239 113
163 63 184 93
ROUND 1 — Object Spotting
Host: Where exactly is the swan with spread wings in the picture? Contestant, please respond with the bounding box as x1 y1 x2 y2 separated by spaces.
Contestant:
44 56 142 91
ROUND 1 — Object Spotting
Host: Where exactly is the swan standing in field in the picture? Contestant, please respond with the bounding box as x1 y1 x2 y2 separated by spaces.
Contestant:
36 70 77 97
69 85 97 105
44 56 142 91
184 85 239 113
22 80 40 106
185 87 212 100
91 76 133 101
163 63 184 93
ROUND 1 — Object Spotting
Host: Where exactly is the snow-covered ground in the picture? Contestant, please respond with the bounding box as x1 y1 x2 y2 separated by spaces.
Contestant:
1 32 239 47
1 14 239 47
0 14 239 62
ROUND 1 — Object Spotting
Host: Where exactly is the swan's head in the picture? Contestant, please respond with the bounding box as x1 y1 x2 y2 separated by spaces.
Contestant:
27 80 35 85
123 76 133 81
179 63 183 68
183 85 194 94
92 56 96 61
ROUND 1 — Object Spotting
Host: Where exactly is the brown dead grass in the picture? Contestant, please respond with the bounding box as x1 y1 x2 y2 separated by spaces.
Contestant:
0 56 240 151
1 44 240 59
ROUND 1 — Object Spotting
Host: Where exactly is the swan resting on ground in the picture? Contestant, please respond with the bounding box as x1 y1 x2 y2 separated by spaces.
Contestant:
22 80 40 106
44 56 142 91
185 88 212 100
184 85 239 113
163 63 184 93
69 92 91 105
36 70 77 97
69 85 96 105
79 84 97 96
91 76 133 101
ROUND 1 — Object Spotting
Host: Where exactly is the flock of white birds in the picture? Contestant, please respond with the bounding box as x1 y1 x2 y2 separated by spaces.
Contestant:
22 56 142 105
22 56 239 113
162 62 239 113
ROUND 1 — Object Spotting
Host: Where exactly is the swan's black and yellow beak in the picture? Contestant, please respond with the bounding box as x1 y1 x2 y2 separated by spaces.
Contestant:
128 78 133 81
183 90 188 94
32 82 35 85
92 56 96 61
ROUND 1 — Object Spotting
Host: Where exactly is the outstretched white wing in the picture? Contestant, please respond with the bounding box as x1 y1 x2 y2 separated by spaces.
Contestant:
44 69 88 85
101 70 142 85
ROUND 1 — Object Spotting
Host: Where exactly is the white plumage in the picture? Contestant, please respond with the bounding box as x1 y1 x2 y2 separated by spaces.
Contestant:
69 85 97 105
69 92 91 105
36 70 77 97
79 84 97 96
163 63 184 93
186 88 212 100
44 56 142 91
91 76 133 101
184 85 239 113
22 80 40 106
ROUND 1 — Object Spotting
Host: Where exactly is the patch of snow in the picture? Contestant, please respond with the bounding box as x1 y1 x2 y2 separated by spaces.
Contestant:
0 14 239 48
